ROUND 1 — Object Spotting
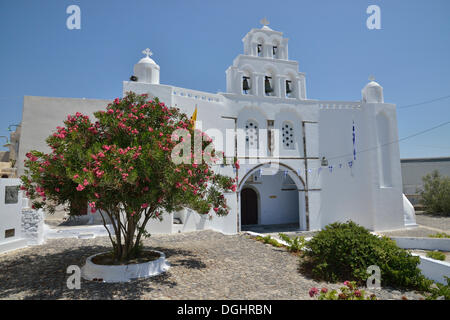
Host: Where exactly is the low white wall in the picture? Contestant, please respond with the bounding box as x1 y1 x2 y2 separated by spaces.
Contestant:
144 212 173 234
412 253 450 285
392 237 450 251
0 179 28 254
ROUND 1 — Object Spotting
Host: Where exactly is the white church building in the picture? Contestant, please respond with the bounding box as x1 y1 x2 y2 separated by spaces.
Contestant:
15 22 416 235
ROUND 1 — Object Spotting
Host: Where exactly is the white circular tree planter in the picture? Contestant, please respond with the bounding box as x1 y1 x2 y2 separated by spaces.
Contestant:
81 250 170 283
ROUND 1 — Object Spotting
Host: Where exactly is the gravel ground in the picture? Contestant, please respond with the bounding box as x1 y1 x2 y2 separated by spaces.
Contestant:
380 213 450 238
0 230 426 300
415 213 450 232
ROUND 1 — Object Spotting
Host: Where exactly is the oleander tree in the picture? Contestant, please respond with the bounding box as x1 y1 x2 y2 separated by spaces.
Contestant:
21 92 237 262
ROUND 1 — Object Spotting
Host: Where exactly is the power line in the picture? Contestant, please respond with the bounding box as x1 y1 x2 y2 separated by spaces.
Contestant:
326 120 450 162
398 94 450 109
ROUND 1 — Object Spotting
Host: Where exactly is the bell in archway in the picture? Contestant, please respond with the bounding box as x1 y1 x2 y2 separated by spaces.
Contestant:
286 80 292 94
243 76 250 92
265 76 273 94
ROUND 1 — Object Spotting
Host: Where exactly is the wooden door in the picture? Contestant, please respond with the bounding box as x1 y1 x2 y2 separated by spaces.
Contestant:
241 188 258 225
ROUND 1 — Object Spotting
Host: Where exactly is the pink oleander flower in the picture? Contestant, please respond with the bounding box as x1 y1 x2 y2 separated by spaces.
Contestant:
83 179 89 186
76 184 84 191
141 203 149 209
213 207 219 213
309 287 319 297
73 174 79 179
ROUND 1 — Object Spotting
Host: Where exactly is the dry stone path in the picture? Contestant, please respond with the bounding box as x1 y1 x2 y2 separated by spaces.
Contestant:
0 230 426 300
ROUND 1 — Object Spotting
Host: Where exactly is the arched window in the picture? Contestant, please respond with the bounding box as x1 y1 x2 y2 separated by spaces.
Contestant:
245 120 259 149
282 121 294 149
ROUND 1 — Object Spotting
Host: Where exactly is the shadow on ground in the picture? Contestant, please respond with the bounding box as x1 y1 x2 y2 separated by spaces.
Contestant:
0 245 205 300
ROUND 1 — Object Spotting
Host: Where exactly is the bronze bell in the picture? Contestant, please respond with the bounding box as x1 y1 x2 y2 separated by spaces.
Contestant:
243 77 250 91
286 80 292 94
265 76 273 93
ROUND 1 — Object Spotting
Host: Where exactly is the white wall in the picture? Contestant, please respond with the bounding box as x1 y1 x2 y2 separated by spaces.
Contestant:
318 107 375 229
0 179 28 253
18 96 111 176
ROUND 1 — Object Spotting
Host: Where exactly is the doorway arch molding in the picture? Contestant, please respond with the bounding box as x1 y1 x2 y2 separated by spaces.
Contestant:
237 161 306 191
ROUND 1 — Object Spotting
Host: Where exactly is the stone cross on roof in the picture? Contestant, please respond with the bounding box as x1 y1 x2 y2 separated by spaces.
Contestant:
260 17 270 27
142 48 153 58
368 75 375 81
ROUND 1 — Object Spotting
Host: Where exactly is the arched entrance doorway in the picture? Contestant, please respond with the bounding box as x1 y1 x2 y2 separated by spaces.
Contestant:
238 163 308 232
241 187 258 225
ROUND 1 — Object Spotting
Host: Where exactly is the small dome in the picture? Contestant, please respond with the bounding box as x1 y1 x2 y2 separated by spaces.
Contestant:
362 77 384 103
138 56 157 65
133 48 160 84
365 80 381 88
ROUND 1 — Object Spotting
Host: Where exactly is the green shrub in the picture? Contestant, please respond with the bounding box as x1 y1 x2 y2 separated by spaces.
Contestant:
420 170 450 216
429 232 450 239
426 277 450 300
255 235 283 247
302 221 431 291
278 233 306 253
426 251 446 261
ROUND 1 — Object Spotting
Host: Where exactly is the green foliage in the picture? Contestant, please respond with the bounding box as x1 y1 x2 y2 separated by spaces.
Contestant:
20 92 236 262
303 221 431 291
426 251 446 261
278 233 306 252
426 277 450 300
255 235 284 247
420 170 450 216
310 281 377 300
429 232 450 239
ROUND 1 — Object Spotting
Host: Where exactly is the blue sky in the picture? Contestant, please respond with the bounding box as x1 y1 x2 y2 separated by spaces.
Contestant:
0 0 449 158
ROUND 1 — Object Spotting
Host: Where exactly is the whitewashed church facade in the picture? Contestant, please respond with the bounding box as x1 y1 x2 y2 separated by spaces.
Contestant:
16 23 415 235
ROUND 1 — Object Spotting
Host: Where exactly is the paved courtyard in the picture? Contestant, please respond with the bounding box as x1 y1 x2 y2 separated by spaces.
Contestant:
0 230 426 300
381 212 450 237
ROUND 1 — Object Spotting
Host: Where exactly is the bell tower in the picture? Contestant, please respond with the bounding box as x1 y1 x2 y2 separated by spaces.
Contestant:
226 19 306 99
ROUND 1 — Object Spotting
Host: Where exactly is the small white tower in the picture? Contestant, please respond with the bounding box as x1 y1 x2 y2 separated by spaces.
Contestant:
362 76 384 103
133 48 160 84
